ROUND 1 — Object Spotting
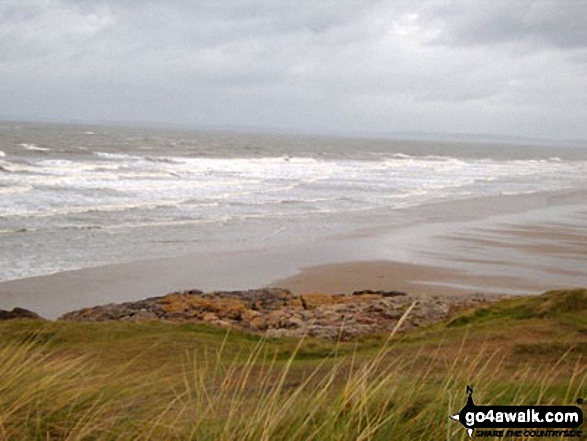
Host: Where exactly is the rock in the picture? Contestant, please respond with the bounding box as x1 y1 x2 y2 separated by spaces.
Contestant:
353 290 407 297
299 293 337 309
279 315 304 329
58 288 494 341
0 307 44 320
213 288 292 310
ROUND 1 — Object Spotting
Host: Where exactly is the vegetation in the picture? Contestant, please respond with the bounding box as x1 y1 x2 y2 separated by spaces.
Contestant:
0 289 586 440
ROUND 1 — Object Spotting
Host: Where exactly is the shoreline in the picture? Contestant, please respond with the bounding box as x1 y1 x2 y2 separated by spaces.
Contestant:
1 188 587 319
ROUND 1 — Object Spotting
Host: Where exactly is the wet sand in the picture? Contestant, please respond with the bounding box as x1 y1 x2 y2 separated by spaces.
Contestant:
273 205 587 296
1 191 587 319
270 260 504 296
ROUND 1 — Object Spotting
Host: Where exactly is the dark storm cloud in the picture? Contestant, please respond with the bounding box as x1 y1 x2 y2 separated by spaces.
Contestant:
0 0 586 140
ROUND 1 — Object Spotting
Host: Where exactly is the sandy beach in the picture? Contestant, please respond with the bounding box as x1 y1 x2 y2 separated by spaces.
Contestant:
274 200 587 296
1 189 586 319
273 260 523 297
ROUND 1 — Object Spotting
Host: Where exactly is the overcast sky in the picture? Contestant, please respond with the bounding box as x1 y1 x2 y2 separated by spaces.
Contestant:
1 0 586 140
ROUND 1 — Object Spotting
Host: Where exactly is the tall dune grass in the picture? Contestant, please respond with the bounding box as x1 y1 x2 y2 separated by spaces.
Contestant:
0 327 584 440
3 290 587 441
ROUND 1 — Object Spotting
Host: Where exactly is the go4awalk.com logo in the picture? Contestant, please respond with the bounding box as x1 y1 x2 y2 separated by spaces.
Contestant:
450 386 584 438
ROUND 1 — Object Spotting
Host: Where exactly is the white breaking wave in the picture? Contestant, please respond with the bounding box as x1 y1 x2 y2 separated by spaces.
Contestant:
94 151 138 160
20 143 51 151
2 153 587 230
0 185 32 195
5 121 587 286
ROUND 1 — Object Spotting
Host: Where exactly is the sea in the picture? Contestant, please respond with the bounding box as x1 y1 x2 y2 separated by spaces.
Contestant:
1 121 587 283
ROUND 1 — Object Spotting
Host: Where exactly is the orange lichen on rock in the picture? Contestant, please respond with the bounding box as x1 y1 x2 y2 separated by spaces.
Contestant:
160 294 247 318
59 288 493 340
299 293 336 309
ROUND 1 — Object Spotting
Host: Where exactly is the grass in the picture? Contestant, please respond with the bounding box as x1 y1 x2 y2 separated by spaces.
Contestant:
0 289 586 440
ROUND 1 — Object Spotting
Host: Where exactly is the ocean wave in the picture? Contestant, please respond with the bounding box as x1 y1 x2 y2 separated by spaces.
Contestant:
0 151 5 157
94 152 190 164
94 151 189 165
181 199 221 207
98 218 218 230
3 152 587 229
94 152 139 160
0 197 198 219
388 153 464 162
144 155 184 164
61 224 103 230
0 185 32 195
224 196 335 207
20 143 51 151
0 227 30 234
0 160 33 174
1 224 104 235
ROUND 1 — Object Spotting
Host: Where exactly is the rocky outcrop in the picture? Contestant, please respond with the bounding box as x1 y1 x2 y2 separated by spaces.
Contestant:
0 307 44 321
59 288 492 340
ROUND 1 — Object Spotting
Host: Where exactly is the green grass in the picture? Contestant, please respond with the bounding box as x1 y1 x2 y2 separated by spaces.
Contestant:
1 290 586 440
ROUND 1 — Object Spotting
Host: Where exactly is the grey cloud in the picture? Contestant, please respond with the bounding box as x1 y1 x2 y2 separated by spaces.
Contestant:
424 0 587 49
0 0 586 140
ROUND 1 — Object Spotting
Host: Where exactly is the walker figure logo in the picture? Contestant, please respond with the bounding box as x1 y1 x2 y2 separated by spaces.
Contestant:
450 386 583 438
